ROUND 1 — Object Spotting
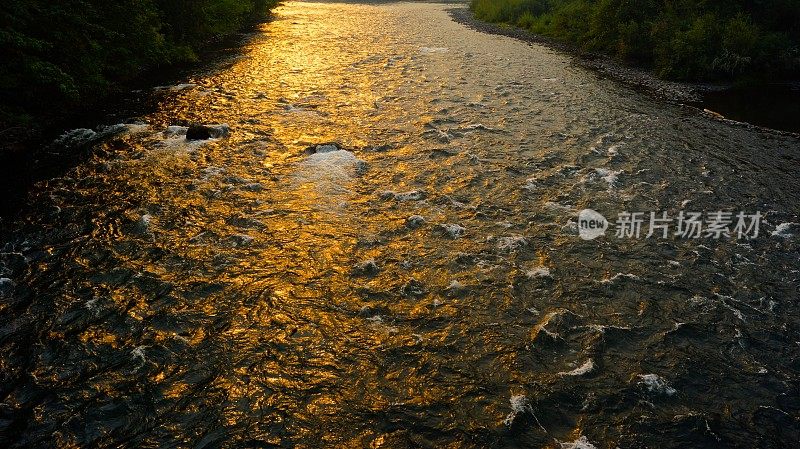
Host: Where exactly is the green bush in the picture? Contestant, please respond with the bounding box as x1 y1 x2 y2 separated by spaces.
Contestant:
470 0 800 82
0 0 278 127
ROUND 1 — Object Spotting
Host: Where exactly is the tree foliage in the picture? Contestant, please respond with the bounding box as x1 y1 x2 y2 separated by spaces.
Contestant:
0 0 277 125
471 0 800 81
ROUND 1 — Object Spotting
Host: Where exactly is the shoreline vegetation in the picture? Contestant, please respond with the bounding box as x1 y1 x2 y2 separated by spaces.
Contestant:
469 0 800 84
0 0 279 145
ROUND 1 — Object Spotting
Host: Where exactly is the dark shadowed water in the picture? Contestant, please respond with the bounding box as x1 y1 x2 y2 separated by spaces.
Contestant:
699 84 800 134
1 2 800 448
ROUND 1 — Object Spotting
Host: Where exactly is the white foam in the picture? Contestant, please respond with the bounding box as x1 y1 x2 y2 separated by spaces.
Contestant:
380 190 424 201
561 219 579 235
154 83 196 92
230 234 254 246
772 222 797 238
158 132 210 151
294 150 366 194
526 267 552 279
200 166 226 179
397 191 425 201
420 47 448 54
131 346 147 368
447 280 464 291
559 359 594 376
164 126 187 137
171 83 197 92
601 273 640 284
638 374 677 396
497 236 528 252
585 324 631 334
594 168 621 188
463 123 503 132
714 293 746 322
366 315 398 334
54 128 96 147
559 436 597 449
122 123 150 134
503 394 532 426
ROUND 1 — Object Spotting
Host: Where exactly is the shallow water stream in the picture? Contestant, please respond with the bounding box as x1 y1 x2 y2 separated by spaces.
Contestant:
1 2 800 448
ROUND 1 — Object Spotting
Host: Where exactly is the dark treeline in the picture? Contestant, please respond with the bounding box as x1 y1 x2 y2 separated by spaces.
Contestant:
471 0 800 82
0 0 278 129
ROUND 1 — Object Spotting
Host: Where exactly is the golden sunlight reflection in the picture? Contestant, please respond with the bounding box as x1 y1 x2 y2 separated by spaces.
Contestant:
5 1 800 447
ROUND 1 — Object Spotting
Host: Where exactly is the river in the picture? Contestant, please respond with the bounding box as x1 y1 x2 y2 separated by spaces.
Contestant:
1 1 799 448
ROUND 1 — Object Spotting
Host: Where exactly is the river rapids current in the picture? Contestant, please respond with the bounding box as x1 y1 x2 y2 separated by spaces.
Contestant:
1 2 800 448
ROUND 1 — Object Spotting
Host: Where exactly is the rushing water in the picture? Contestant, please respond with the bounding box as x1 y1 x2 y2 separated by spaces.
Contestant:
2 2 800 448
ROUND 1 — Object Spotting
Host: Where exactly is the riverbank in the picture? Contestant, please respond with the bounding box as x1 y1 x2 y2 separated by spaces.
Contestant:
448 7 709 103
449 6 800 136
0 26 267 220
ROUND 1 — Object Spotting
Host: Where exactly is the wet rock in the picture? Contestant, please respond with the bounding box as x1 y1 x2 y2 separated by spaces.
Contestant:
406 215 426 229
0 278 14 298
229 234 254 247
401 278 426 297
454 252 476 265
353 259 380 276
135 214 152 234
186 124 230 140
242 183 264 192
438 223 465 239
304 142 343 154
314 143 339 153
186 124 212 140
379 190 425 201
703 108 725 120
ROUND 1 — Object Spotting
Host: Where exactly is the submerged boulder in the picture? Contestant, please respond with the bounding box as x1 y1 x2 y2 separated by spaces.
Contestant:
186 123 230 140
